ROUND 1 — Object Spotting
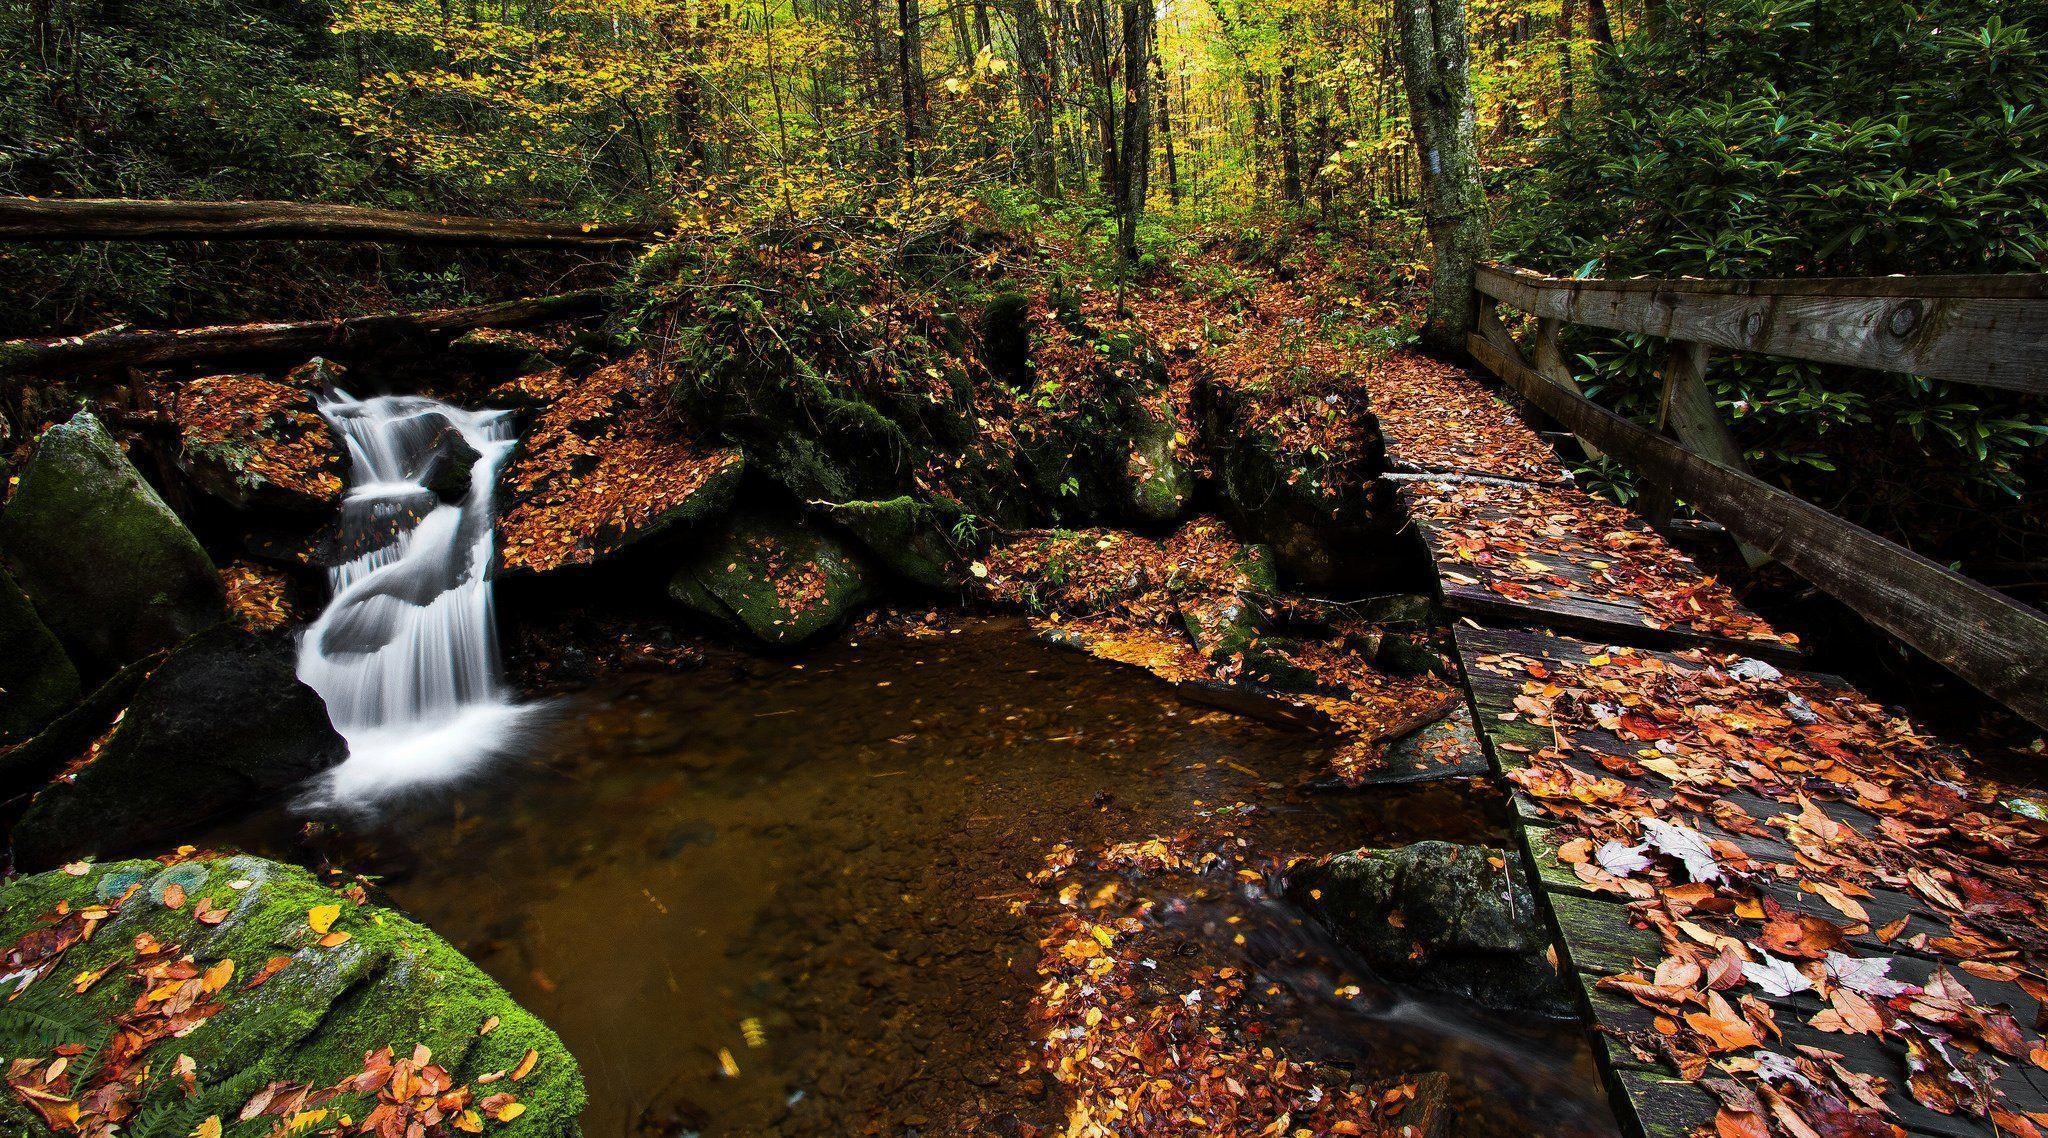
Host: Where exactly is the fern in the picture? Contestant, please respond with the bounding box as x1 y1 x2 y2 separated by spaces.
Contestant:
0 986 100 1064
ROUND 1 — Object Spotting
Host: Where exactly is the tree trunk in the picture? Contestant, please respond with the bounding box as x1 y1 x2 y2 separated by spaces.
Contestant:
1394 0 1490 351
1245 73 1271 194
1558 0 1576 113
1010 0 1059 196
1114 0 1152 266
898 0 930 179
0 198 668 248
0 292 614 379
1584 0 1614 47
1278 63 1303 205
1154 51 1180 206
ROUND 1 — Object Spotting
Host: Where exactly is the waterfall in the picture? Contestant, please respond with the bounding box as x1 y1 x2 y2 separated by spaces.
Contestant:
298 389 538 801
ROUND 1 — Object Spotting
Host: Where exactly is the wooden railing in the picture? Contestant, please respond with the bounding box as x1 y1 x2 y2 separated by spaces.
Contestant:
1466 264 2048 731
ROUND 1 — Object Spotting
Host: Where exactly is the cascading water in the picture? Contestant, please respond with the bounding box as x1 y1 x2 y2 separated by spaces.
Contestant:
298 389 538 801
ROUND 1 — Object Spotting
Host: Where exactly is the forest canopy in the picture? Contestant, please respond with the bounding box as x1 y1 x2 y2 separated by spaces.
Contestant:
1 0 2042 563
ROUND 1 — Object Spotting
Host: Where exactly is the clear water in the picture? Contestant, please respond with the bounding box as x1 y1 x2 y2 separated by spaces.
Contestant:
297 391 540 801
222 618 1618 1138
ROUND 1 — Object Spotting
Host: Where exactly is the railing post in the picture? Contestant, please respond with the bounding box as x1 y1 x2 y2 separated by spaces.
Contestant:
1644 340 1770 566
1529 318 1604 461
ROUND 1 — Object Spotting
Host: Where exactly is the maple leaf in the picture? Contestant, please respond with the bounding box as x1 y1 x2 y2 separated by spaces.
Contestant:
1641 818 1724 883
1742 952 1813 998
1824 951 1913 999
1595 841 1652 877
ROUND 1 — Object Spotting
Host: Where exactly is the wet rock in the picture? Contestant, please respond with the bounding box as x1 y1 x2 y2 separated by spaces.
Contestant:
0 562 80 744
173 368 347 513
819 496 973 590
668 511 882 646
0 854 584 1136
0 410 226 676
1287 841 1575 1017
423 423 484 504
10 627 346 868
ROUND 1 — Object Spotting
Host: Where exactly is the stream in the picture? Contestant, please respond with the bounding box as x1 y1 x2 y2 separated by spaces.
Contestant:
220 617 1618 1137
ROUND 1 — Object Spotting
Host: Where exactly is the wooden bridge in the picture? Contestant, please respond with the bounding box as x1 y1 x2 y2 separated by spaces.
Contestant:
1363 265 2048 1138
4 196 2047 1138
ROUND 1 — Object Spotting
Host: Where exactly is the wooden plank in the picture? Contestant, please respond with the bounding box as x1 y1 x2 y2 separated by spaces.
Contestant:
1475 264 2046 392
1584 989 2005 1138
1479 264 2048 301
1468 332 2048 732
1547 891 1662 976
0 197 668 247
1399 479 1802 661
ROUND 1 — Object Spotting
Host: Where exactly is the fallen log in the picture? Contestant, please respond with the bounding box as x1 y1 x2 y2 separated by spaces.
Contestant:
0 290 612 378
0 198 668 248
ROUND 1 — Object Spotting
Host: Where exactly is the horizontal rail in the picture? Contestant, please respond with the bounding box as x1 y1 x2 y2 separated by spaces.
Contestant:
1476 264 2045 392
1468 331 2048 732
0 290 612 377
0 198 668 248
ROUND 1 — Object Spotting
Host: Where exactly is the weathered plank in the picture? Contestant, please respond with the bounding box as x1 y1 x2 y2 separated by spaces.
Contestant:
1398 477 1802 660
1467 332 2048 731
1642 338 1768 567
0 197 668 248
1475 264 2047 392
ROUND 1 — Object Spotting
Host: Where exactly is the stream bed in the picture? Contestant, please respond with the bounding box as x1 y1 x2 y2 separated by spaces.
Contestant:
215 617 1617 1137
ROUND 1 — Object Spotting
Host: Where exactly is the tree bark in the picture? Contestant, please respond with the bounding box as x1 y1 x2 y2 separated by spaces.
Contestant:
1154 51 1180 206
0 291 613 379
1394 0 1490 350
1584 0 1614 47
0 198 668 248
1558 0 1576 113
898 0 930 179
1010 0 1059 196
1113 0 1152 266
1278 62 1303 205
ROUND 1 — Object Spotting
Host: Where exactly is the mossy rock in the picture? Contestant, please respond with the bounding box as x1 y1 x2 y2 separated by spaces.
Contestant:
1120 409 1193 526
1287 842 1575 1017
174 371 347 515
817 496 972 591
10 627 344 869
0 411 225 677
0 854 584 1137
0 562 80 745
667 511 881 646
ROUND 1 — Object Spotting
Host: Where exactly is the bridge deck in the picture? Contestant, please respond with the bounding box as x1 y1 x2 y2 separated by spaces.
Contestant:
1360 352 2048 1138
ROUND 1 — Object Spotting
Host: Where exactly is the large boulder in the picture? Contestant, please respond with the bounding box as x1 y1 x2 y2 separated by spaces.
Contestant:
0 854 583 1137
1286 841 1575 1017
496 356 747 574
668 511 881 646
173 368 347 514
1119 399 1194 527
817 496 973 590
0 563 80 744
10 627 345 868
0 410 226 676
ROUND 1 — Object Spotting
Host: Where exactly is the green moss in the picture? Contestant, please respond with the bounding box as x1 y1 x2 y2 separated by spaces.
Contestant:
1122 410 1192 526
667 511 881 646
0 411 224 677
0 856 585 1137
818 496 970 590
0 563 80 744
